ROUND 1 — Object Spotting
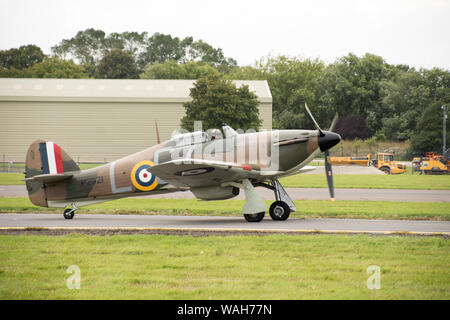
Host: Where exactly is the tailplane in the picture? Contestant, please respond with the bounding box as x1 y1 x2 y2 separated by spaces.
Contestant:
25 140 80 207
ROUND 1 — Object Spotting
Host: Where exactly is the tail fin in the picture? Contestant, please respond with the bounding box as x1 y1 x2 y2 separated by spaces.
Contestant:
25 140 80 207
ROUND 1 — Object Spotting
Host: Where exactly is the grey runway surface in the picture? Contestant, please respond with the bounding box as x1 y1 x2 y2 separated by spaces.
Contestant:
1 213 449 234
1 185 449 202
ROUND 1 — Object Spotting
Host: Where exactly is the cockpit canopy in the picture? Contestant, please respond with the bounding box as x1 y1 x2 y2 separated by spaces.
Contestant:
170 131 210 147
169 124 237 147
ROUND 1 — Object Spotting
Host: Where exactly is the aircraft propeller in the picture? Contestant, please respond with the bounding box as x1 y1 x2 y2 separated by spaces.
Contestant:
305 104 340 201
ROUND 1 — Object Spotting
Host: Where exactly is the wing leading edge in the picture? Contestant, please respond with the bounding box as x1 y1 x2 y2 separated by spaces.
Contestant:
147 159 262 188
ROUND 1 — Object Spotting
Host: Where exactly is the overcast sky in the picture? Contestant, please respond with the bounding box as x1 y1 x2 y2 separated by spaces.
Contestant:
1 0 449 69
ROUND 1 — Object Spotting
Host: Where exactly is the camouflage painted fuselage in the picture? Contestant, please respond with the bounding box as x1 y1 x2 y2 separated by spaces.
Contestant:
25 129 322 208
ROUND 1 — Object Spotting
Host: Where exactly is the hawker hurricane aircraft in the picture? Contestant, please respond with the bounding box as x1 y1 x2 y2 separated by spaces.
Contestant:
25 105 340 222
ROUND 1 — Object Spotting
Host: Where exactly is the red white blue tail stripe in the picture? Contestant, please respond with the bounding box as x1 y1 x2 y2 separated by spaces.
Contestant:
39 142 64 174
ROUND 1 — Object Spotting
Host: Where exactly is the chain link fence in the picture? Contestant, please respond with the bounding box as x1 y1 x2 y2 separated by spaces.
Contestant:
0 162 25 173
328 140 411 161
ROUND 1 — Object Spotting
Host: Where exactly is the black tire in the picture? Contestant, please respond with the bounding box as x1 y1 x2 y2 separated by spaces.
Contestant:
63 208 75 219
244 212 265 222
380 167 391 175
269 201 291 221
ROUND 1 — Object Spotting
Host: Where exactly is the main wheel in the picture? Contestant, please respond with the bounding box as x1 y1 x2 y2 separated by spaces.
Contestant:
269 201 291 221
63 208 75 219
244 212 265 222
380 166 391 175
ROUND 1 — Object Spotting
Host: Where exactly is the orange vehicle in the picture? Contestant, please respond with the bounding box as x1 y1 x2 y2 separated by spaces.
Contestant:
330 152 406 174
329 154 371 166
412 152 449 175
371 153 406 174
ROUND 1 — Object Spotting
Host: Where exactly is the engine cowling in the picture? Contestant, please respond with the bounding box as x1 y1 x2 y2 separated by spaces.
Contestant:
190 186 240 200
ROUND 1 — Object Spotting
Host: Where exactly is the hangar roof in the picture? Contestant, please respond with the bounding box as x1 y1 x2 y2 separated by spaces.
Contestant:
0 78 272 103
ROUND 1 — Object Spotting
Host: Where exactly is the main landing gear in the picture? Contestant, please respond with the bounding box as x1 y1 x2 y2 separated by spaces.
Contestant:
63 203 78 219
245 179 296 222
266 179 296 221
229 178 296 222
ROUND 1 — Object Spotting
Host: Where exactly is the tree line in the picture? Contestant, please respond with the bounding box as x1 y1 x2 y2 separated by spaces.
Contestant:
225 54 449 156
1 29 448 156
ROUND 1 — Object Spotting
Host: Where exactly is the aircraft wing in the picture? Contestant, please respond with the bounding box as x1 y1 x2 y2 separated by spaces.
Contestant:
148 159 262 188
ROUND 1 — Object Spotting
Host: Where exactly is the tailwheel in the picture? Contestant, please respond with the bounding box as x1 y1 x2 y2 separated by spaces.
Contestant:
63 204 77 219
244 212 265 222
63 209 74 219
269 201 291 221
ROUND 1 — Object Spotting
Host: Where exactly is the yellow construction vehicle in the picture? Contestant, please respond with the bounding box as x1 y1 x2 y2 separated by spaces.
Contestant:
412 152 449 175
371 153 407 174
329 154 371 166
330 152 406 174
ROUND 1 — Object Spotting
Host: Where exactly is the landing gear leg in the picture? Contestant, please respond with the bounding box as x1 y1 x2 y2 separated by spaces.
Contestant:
63 203 78 219
223 179 266 223
269 179 296 221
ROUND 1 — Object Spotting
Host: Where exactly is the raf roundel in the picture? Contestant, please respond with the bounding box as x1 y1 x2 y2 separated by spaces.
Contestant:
131 160 158 191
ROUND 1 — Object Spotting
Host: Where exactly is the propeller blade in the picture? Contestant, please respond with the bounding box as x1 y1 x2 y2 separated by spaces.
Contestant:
328 113 339 132
305 103 324 137
324 149 335 201
304 103 338 201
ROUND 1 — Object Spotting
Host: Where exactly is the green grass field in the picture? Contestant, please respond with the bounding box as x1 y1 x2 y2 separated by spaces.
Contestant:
0 234 448 299
1 197 449 220
2 171 449 189
0 173 24 185
280 173 450 190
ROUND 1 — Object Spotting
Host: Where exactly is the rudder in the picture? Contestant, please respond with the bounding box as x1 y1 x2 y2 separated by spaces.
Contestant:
25 140 80 207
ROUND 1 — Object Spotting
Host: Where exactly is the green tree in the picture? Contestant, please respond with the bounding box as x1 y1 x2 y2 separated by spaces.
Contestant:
410 101 450 156
374 131 386 142
381 115 407 140
138 34 236 71
319 53 391 133
51 28 107 71
226 55 325 129
378 67 450 141
103 31 148 70
138 33 186 67
184 39 237 71
96 49 139 79
24 58 90 78
365 136 377 153
224 65 266 80
352 139 361 155
0 44 46 69
0 67 23 78
0 57 90 78
181 74 262 131
52 29 236 76
379 67 430 140
140 60 219 79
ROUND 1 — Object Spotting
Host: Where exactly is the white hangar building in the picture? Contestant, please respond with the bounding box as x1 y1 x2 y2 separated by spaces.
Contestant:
0 79 272 162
